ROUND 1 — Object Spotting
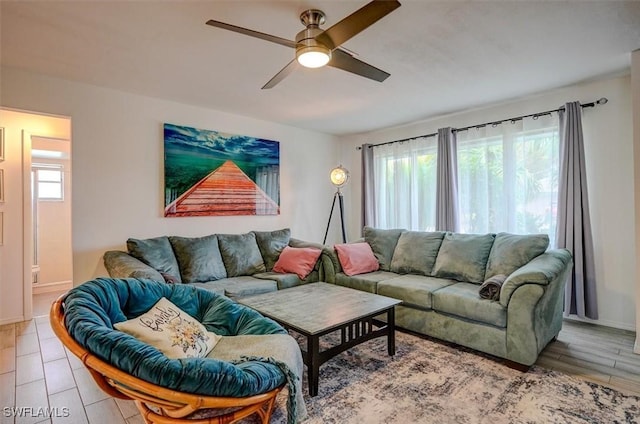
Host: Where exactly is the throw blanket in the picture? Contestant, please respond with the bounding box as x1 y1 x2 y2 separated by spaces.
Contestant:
479 274 507 301
208 334 308 423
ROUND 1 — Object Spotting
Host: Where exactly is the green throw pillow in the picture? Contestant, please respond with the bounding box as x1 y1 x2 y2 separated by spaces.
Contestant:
432 233 496 283
252 228 291 271
364 227 405 271
390 231 445 276
127 236 182 283
484 232 549 280
169 235 227 284
217 232 266 277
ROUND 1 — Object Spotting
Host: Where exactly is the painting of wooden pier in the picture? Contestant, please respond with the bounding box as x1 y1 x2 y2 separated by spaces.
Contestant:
164 123 280 217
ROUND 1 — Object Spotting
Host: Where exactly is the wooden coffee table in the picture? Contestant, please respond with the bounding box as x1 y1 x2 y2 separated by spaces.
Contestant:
239 282 401 396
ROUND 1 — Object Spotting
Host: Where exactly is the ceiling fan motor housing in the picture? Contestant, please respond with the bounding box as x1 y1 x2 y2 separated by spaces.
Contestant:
296 9 331 65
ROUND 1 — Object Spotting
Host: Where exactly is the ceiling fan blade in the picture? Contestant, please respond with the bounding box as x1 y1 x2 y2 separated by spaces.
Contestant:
262 59 299 89
315 0 401 50
206 19 296 49
328 48 390 82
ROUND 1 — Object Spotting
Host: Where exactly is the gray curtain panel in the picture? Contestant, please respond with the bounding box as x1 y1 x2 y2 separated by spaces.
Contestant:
361 143 376 231
557 102 598 319
436 127 459 231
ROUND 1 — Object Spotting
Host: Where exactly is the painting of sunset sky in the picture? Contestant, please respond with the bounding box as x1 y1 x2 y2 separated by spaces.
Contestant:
164 123 280 217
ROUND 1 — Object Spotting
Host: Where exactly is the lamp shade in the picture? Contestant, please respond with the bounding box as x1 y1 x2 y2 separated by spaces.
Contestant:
330 165 349 188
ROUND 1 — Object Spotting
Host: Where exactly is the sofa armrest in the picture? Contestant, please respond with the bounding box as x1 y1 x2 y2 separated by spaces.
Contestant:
289 238 335 282
103 250 164 281
499 249 572 307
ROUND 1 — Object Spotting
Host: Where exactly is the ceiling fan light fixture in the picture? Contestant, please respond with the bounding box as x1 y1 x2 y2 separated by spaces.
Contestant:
296 45 331 68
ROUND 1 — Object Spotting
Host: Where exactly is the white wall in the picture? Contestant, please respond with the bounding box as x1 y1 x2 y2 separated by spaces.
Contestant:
0 67 340 292
632 50 640 351
0 109 71 324
339 74 636 331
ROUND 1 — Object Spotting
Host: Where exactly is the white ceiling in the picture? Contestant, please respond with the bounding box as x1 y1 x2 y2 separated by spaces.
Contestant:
2 1 640 136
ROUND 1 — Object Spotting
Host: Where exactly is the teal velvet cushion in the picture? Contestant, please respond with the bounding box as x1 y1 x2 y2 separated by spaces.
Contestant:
169 235 227 284
363 227 405 271
484 232 550 279
252 228 291 271
63 278 287 398
390 231 445 276
127 236 182 283
217 233 266 277
432 232 496 283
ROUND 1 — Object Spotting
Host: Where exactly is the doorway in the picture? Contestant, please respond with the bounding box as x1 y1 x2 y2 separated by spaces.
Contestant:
31 136 73 303
0 108 71 323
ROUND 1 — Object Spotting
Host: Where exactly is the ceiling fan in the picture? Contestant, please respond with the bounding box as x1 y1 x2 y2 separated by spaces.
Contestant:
206 0 401 89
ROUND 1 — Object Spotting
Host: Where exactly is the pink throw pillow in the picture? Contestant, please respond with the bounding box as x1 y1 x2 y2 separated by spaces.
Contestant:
334 242 380 276
273 246 322 279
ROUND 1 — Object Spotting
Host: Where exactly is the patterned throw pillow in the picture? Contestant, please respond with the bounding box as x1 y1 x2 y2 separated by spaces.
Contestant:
114 297 221 359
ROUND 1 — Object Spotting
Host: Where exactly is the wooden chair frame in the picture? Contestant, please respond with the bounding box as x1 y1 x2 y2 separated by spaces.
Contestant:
50 295 284 424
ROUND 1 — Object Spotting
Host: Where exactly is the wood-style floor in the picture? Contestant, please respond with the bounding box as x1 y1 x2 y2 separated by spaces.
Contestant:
0 292 638 424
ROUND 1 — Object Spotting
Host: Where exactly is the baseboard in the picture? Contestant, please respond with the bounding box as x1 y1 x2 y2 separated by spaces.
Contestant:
0 315 26 326
634 338 640 355
563 315 636 332
32 280 72 295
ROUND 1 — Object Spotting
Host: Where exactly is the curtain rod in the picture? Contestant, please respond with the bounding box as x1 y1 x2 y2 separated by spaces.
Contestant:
358 97 608 150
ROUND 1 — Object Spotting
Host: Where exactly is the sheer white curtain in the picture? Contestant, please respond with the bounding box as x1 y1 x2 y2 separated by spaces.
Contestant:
373 136 437 231
456 113 560 244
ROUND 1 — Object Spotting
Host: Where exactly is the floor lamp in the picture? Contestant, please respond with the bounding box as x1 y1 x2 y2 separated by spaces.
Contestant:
323 165 349 244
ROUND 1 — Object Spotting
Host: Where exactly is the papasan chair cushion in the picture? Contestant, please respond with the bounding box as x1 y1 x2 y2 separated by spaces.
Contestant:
62 278 302 419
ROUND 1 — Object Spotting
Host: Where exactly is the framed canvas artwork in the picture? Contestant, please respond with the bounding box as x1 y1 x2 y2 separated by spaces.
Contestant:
164 123 280 217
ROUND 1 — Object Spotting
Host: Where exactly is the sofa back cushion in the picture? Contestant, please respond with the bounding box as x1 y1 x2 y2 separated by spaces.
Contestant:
252 228 291 272
432 232 495 283
484 232 549 280
169 235 227 284
364 227 405 271
390 231 445 276
217 232 266 277
127 236 182 283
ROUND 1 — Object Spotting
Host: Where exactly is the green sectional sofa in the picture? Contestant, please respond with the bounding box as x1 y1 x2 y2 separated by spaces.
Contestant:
103 228 332 299
324 227 573 366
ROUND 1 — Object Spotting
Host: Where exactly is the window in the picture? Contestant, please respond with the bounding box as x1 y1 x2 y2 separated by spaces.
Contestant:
373 137 437 231
457 114 559 244
33 165 64 201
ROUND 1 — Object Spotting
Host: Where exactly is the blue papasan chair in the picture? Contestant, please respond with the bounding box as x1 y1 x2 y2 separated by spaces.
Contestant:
50 278 306 424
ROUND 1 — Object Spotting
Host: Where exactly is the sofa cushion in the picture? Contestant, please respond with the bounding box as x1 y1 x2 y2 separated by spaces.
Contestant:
253 272 310 290
377 275 457 310
432 282 507 328
169 235 227 284
364 227 405 271
335 271 400 293
390 231 445 276
334 242 380 276
114 297 222 359
252 228 291 271
190 276 278 299
127 236 182 283
432 233 495 283
484 232 549 280
272 246 322 279
217 233 266 277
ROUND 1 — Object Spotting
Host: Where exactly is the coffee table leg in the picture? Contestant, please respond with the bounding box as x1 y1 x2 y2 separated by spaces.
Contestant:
387 307 396 356
307 335 320 396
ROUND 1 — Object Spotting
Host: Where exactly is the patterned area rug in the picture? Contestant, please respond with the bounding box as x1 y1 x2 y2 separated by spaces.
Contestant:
259 331 640 424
